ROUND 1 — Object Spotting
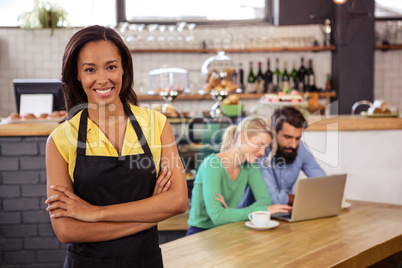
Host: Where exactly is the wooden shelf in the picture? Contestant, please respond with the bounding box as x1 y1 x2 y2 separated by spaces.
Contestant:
138 93 260 101
304 92 337 98
130 46 336 54
138 92 336 101
375 44 402 51
129 44 402 53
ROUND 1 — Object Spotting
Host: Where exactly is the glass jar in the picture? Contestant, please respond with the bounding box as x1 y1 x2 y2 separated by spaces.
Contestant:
200 51 239 94
148 68 190 95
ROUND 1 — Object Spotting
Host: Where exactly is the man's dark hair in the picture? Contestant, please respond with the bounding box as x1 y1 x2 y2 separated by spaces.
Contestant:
271 106 307 133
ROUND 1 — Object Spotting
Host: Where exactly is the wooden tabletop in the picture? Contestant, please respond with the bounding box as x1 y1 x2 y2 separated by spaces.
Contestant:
160 201 402 268
158 212 189 231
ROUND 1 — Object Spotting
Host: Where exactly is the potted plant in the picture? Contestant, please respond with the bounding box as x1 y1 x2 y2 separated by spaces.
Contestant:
19 0 69 36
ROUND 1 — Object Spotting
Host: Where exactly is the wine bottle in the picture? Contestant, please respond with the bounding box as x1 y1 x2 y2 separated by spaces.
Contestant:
290 61 298 90
309 59 317 92
264 58 273 93
281 61 290 93
238 63 244 93
297 57 307 93
305 59 316 92
247 61 256 93
273 58 281 92
325 74 333 92
256 61 265 93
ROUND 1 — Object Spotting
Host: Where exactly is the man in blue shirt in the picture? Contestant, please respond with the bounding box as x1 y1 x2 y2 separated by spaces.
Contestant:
240 106 325 206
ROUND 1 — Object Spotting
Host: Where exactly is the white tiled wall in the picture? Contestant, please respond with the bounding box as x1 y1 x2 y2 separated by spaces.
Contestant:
0 24 400 117
0 28 80 116
374 50 402 109
374 21 402 110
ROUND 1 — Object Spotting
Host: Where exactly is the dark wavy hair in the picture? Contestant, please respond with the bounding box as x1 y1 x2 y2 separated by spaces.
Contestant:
61 25 138 114
271 106 307 133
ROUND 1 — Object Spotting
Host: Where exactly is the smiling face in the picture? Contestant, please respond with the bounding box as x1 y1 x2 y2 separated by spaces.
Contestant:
77 41 124 107
240 132 272 164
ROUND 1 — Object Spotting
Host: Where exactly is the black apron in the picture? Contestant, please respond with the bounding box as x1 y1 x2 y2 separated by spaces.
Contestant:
63 104 163 268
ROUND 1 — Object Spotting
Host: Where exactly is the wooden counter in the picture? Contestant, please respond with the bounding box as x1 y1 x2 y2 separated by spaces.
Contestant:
306 115 402 131
160 201 402 268
1 115 402 136
0 121 59 136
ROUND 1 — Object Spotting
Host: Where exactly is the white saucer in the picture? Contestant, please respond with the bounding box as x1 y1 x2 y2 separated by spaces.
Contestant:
245 220 279 230
342 201 352 209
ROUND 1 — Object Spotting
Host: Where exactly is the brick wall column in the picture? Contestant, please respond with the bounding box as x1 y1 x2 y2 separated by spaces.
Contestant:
0 136 67 267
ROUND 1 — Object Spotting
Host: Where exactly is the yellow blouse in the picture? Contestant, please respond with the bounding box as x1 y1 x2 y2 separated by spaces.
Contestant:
51 104 167 182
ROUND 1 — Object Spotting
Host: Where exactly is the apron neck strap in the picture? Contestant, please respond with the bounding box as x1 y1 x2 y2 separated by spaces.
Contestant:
123 103 152 155
77 108 88 156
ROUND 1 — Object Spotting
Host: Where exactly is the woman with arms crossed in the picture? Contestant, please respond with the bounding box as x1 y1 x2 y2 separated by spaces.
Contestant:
45 25 187 267
186 116 292 235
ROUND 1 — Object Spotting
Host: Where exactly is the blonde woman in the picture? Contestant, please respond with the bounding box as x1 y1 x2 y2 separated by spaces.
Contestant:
186 116 292 236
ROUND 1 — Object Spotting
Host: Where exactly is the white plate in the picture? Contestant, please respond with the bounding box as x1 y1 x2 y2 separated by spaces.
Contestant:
360 111 400 118
245 220 279 231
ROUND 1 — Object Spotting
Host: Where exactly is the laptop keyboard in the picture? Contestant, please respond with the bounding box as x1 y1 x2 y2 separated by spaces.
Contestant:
273 213 291 219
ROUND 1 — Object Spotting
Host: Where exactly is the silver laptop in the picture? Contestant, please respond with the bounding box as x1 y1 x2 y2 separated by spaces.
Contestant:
272 174 347 222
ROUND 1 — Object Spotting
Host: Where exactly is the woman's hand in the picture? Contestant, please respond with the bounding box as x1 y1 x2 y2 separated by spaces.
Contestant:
267 204 292 214
45 185 101 222
215 193 228 209
153 167 172 196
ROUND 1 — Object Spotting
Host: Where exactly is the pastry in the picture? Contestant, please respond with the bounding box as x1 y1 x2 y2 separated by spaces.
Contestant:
7 112 21 121
38 113 49 119
367 100 394 115
222 94 239 105
21 113 36 120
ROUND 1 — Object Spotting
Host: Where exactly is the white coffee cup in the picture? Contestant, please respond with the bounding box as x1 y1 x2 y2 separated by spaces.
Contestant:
248 211 271 227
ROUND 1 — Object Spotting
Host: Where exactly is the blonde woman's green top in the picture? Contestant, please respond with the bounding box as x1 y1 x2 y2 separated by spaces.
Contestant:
187 154 272 229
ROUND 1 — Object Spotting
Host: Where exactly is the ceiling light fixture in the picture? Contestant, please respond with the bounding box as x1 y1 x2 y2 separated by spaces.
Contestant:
333 0 347 4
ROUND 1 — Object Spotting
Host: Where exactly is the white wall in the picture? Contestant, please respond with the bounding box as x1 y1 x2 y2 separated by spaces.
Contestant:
303 129 402 205
0 28 78 116
374 50 402 109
